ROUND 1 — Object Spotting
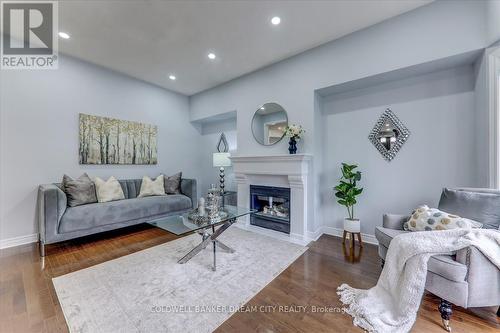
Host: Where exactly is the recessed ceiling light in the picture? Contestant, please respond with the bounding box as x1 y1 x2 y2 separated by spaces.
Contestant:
207 53 216 60
271 16 281 25
58 32 70 39
169 75 176 80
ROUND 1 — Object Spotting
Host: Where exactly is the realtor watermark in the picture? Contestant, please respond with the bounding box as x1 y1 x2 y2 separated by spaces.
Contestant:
151 304 345 314
1 1 58 69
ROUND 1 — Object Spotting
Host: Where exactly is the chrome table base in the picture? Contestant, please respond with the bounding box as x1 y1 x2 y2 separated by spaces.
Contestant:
177 218 236 271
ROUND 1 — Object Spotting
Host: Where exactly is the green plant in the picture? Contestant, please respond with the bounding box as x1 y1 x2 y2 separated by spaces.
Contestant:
334 163 363 220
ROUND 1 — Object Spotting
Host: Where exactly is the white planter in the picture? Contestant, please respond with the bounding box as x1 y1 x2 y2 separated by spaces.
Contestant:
344 218 360 233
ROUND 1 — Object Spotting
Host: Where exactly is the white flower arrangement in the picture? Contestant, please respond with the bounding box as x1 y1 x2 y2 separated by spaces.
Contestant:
285 124 305 140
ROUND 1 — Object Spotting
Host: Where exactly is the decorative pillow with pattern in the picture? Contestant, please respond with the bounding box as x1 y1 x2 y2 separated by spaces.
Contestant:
93 176 125 203
138 175 166 198
404 205 482 231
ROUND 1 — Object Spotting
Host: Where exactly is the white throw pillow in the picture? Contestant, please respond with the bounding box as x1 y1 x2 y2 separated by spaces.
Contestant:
93 176 125 203
138 175 166 198
404 205 482 231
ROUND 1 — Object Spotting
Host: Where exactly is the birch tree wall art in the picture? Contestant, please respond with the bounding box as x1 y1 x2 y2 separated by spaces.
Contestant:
79 114 158 165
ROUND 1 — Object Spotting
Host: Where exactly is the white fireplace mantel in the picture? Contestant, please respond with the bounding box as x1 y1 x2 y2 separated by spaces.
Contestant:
230 154 313 245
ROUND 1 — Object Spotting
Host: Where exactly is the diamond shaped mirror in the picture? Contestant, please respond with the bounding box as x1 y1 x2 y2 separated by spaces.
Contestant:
368 108 410 161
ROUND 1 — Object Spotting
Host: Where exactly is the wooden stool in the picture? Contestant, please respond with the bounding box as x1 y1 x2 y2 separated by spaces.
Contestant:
342 230 363 248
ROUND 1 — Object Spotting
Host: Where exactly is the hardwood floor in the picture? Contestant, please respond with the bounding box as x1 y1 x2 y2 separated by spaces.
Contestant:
0 225 498 333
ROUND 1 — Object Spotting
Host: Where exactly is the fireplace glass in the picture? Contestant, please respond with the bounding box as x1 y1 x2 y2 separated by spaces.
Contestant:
250 185 290 234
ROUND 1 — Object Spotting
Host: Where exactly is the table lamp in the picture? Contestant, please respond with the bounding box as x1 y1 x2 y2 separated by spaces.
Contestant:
213 152 231 192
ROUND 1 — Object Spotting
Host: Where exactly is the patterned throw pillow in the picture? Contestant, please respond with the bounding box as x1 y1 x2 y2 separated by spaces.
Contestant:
164 172 182 194
404 205 482 231
138 175 166 198
61 173 97 207
93 176 125 203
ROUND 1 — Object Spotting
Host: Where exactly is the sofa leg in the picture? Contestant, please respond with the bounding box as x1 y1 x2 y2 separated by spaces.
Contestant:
39 241 46 257
438 299 452 332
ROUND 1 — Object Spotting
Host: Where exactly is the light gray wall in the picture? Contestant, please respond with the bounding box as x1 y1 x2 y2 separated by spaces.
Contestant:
320 66 477 235
473 45 500 189
0 55 202 242
473 50 491 188
198 118 237 196
190 0 489 154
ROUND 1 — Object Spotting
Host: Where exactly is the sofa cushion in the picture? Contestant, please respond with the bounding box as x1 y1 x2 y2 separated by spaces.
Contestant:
59 195 192 233
375 226 407 248
376 226 467 282
438 188 500 229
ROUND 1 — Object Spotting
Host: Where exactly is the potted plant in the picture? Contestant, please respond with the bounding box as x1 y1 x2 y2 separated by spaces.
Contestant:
334 163 363 233
284 124 305 154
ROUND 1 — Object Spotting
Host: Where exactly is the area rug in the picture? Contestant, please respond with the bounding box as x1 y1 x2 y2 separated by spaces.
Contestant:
53 226 307 333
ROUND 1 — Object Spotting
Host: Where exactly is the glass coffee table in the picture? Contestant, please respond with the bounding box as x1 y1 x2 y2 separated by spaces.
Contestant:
147 205 255 271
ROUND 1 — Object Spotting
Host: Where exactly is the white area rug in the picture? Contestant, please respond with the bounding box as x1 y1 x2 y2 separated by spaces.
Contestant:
53 226 307 333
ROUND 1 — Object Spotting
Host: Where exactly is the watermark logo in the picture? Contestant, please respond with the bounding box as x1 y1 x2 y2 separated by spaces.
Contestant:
1 1 58 69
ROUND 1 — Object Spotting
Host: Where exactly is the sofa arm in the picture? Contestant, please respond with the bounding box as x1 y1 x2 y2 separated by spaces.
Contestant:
181 178 197 209
456 246 500 307
38 184 67 244
382 214 409 230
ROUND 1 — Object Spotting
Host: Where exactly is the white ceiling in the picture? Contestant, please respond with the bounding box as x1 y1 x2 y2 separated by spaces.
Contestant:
56 0 431 95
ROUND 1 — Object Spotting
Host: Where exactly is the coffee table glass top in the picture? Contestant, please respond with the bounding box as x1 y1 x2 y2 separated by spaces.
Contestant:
147 205 255 236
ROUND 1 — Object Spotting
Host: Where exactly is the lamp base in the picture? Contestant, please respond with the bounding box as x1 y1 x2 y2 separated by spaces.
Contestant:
219 167 225 193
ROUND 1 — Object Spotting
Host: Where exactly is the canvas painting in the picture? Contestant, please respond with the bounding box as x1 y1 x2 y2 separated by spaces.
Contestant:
79 114 158 165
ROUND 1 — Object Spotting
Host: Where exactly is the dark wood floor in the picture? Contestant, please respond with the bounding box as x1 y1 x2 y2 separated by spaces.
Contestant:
0 224 498 333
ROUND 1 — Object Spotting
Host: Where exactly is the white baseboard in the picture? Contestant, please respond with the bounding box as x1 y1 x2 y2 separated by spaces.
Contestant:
0 233 39 250
306 228 323 242
321 226 378 245
236 223 378 246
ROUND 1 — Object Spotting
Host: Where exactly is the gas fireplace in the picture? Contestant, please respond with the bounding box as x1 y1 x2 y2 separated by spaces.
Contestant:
250 185 290 234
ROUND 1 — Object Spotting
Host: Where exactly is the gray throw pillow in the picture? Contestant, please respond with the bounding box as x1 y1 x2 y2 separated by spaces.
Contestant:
62 173 98 207
164 172 182 194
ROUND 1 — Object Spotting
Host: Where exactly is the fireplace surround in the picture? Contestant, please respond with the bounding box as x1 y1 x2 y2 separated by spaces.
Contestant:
231 154 313 245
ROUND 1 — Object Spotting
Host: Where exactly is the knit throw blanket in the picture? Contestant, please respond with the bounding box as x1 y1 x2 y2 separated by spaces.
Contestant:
337 228 500 333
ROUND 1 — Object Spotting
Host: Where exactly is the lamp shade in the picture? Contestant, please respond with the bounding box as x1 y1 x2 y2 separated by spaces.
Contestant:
213 152 231 167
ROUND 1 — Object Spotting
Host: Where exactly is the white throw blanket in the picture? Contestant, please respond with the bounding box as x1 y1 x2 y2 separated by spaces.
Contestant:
337 228 500 333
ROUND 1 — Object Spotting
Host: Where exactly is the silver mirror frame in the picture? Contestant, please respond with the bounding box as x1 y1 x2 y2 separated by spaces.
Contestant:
251 102 288 146
368 108 410 161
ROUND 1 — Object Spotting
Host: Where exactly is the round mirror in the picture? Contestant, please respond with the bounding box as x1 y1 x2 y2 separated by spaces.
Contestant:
251 102 288 146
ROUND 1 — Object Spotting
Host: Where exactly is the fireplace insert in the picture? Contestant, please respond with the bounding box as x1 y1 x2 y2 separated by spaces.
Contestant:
250 185 290 234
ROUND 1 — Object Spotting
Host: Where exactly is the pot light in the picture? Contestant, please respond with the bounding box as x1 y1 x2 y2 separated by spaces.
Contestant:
208 53 216 60
58 32 70 39
271 16 281 25
168 75 176 80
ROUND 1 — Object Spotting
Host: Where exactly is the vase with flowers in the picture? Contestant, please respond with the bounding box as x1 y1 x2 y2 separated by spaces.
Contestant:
284 124 305 154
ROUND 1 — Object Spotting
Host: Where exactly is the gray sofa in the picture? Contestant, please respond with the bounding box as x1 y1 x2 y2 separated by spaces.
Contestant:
375 188 500 331
38 178 197 256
